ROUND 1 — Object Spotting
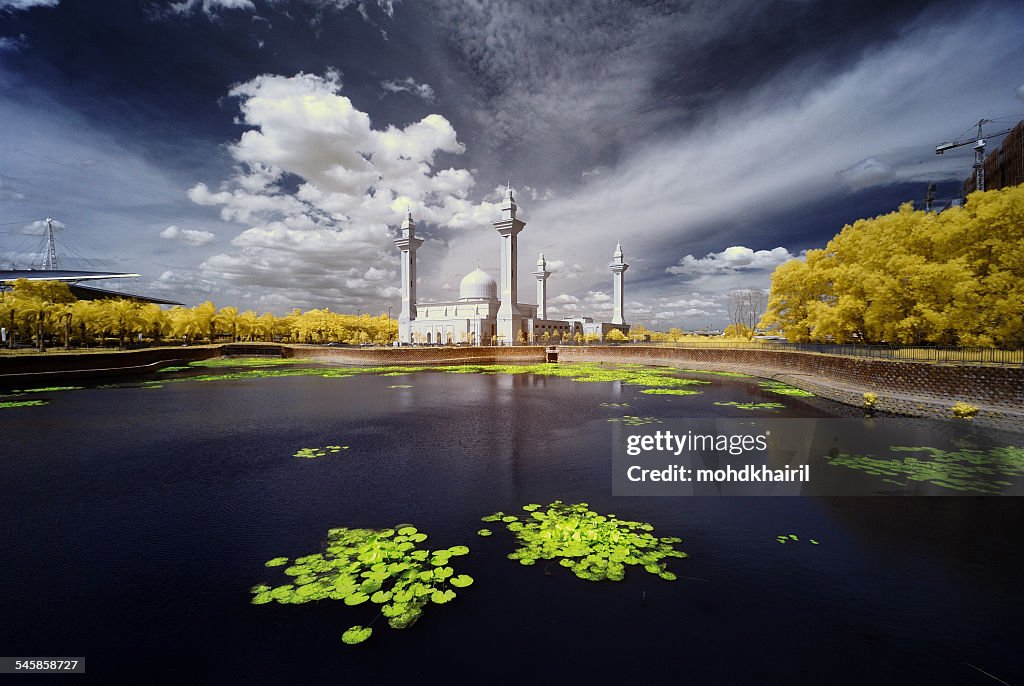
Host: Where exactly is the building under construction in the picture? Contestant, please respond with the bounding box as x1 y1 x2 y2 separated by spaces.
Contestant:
962 119 1024 196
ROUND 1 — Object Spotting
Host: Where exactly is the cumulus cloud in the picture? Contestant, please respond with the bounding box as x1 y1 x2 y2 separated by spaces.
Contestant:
660 297 718 309
667 246 796 276
160 225 217 246
381 77 436 103
161 0 398 19
187 71 496 308
837 157 894 191
0 34 28 50
0 0 58 11
166 0 255 16
0 179 26 201
545 260 585 279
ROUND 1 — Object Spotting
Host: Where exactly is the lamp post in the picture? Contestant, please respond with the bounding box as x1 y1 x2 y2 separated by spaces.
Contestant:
387 306 393 345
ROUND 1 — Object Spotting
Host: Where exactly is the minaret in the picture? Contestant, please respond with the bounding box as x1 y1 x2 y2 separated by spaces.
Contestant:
495 183 525 344
393 208 423 344
609 242 628 325
532 253 550 320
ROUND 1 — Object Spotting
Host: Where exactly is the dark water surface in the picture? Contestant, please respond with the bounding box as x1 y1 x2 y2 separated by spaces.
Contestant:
1 366 1022 685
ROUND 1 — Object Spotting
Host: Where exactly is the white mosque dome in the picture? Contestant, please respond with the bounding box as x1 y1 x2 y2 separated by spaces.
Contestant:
459 268 498 301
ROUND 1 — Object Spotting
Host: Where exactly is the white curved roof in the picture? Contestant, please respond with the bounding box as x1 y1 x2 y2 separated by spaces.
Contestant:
458 268 498 301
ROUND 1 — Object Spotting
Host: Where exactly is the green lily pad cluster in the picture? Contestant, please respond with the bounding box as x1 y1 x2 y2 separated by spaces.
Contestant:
714 401 786 411
758 381 814 397
480 501 686 582
149 361 721 399
253 525 473 645
607 415 663 426
776 533 819 545
0 399 48 409
826 445 1024 494
293 444 349 458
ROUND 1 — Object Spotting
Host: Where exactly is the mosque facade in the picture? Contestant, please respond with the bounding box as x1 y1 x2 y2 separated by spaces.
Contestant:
394 185 630 345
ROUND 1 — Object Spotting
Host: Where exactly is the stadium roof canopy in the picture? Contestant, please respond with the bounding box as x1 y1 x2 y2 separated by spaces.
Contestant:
68 284 183 306
0 269 182 306
0 269 141 283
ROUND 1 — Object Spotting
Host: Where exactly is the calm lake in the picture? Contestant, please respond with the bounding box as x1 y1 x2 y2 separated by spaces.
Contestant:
1 361 1022 684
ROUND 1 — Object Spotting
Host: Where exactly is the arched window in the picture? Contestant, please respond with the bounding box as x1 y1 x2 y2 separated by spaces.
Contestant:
426 332 432 344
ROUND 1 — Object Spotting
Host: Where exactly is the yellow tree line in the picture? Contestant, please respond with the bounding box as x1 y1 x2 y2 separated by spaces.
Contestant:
0 282 398 350
760 184 1024 347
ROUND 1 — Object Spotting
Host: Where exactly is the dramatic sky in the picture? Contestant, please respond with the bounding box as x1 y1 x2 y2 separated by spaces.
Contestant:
1 0 1022 328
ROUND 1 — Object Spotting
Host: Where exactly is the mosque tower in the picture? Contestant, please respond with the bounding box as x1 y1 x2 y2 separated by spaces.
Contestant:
494 183 525 344
393 208 423 344
610 242 628 326
533 253 550 320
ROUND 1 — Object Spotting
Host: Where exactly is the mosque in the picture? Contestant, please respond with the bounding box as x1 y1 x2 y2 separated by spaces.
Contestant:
394 185 630 345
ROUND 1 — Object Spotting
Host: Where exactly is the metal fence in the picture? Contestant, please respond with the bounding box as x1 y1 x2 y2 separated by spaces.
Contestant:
610 340 1024 366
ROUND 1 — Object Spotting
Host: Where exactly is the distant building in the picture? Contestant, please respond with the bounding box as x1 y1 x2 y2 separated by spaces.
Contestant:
393 185 631 345
962 119 1024 196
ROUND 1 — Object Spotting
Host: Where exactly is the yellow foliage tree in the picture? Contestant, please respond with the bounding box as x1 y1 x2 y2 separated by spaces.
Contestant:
760 185 1024 347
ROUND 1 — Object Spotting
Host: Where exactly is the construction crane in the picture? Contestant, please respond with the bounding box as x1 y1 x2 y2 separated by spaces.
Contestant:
935 118 1014 192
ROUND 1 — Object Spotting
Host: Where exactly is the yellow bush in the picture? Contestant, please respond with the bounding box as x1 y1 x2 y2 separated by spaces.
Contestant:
951 401 979 420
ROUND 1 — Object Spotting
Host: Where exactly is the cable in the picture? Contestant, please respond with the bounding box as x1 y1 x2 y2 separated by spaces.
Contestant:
0 218 45 227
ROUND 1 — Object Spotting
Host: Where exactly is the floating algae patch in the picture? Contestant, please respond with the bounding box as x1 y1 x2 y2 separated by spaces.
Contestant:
826 445 1024 495
674 369 752 378
157 366 191 373
0 399 48 409
608 415 663 426
157 361 714 397
480 501 686 582
388 384 414 389
759 381 814 397
252 525 473 645
600 402 631 408
188 357 308 368
427 363 710 394
640 388 701 396
14 386 83 393
714 401 786 411
293 444 350 458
